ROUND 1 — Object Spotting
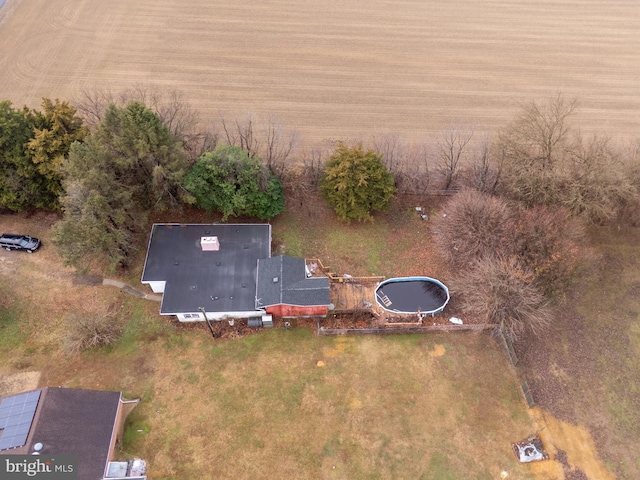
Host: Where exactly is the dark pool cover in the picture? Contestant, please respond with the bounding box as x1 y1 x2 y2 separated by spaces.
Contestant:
376 279 448 313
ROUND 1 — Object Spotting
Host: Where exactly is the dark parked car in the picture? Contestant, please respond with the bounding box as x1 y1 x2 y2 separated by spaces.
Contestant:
0 233 41 253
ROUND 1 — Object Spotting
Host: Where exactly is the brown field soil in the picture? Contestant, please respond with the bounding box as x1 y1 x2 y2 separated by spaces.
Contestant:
1 0 639 147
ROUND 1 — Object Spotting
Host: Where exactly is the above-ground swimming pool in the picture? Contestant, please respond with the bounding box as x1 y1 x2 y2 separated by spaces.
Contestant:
375 277 449 315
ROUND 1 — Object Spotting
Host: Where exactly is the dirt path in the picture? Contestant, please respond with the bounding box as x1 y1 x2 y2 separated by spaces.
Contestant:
101 278 162 302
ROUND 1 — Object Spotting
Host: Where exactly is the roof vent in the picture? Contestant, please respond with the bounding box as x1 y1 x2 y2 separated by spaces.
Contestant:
273 276 279 283
201 236 219 251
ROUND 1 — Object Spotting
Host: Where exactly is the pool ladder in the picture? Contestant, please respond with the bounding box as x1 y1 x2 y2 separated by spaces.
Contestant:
377 291 392 307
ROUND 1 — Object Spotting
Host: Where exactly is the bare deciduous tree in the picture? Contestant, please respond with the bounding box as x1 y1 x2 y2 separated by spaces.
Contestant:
263 114 298 177
219 112 298 176
300 144 328 188
435 124 474 189
454 257 552 342
369 133 431 194
497 95 578 207
563 133 638 223
221 112 259 158
465 134 501 194
434 189 515 267
514 205 588 296
396 143 431 195
74 89 114 129
617 138 640 225
283 143 332 216
371 131 403 173
500 94 577 169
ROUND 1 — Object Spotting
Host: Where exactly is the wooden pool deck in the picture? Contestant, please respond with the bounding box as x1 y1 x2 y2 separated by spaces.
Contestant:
329 281 378 312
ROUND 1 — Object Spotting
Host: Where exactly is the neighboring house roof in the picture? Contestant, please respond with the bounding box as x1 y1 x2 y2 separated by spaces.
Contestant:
141 224 271 315
0 387 124 480
256 255 331 308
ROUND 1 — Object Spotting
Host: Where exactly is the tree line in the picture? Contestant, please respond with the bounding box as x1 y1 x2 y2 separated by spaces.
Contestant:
1 89 639 340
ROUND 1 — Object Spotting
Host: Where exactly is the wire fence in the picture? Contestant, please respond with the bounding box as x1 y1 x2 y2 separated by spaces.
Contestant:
494 327 519 366
317 323 494 336
493 326 539 408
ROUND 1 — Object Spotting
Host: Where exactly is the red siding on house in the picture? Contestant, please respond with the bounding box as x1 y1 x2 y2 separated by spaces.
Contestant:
266 304 328 318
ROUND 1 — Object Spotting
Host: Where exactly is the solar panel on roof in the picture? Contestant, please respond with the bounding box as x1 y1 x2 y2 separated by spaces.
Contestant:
0 390 41 450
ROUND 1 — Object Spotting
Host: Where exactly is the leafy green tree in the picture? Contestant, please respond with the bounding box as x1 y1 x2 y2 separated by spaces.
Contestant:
321 142 396 222
184 145 285 220
53 101 187 270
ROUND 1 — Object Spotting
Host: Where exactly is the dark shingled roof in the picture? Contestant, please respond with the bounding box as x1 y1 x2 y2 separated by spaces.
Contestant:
141 224 271 314
0 388 122 480
256 256 330 308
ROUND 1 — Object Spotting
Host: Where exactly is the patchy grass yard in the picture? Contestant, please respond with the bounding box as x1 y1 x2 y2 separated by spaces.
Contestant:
517 226 640 480
121 330 537 480
270 194 449 279
1 207 637 479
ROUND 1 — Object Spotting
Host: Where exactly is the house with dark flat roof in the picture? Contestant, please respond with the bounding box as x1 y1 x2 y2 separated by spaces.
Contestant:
141 224 331 322
141 224 271 321
256 255 331 317
0 387 144 480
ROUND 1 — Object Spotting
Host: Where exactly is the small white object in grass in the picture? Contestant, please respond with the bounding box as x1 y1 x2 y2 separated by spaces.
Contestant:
449 317 463 325
500 471 509 479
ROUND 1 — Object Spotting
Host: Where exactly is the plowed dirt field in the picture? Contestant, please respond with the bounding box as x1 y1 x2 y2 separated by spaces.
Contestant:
1 0 639 146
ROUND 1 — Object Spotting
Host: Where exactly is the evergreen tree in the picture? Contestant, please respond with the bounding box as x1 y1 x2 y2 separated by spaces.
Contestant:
321 142 396 222
27 99 87 198
0 99 86 210
53 101 187 270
